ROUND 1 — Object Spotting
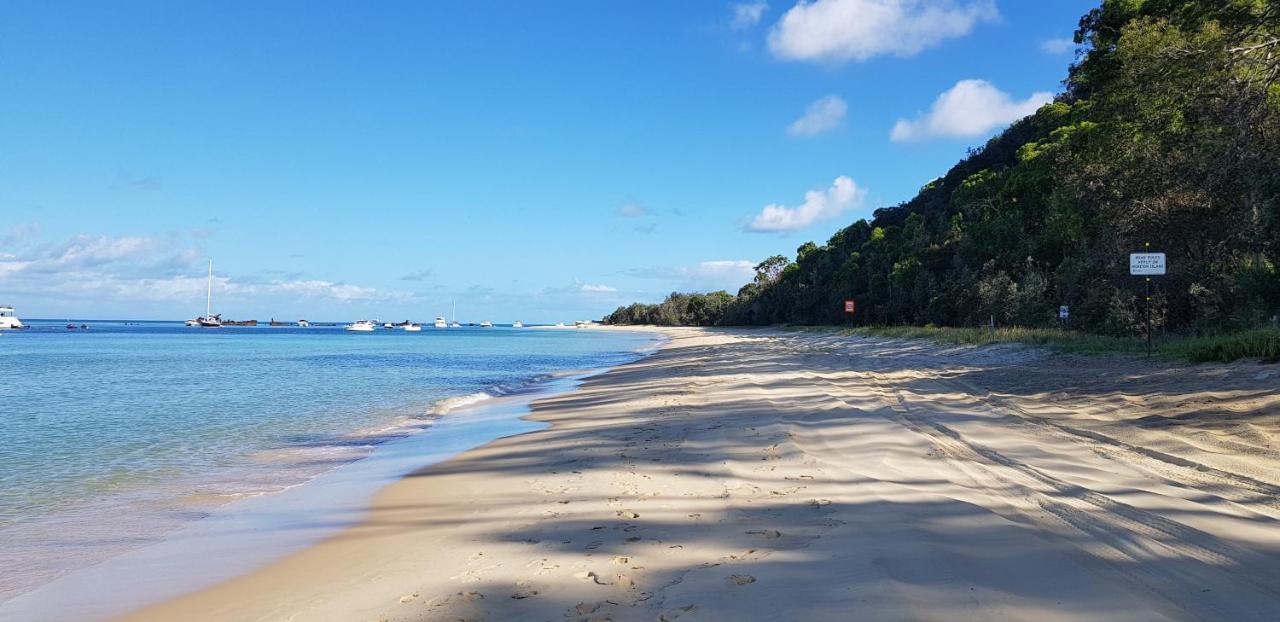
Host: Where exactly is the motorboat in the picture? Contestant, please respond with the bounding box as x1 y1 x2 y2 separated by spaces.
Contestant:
512 320 524 328
383 322 394 329
298 320 311 327
345 320 378 332
479 320 493 328
450 320 461 328
404 323 422 332
434 316 447 328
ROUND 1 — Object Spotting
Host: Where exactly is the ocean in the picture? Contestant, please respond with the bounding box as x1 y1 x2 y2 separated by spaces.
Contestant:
0 320 655 615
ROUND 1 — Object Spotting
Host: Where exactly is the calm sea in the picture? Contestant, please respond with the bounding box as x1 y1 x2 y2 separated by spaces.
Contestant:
0 320 655 607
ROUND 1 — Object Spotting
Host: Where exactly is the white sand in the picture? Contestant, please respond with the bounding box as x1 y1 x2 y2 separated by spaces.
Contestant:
115 327 1280 621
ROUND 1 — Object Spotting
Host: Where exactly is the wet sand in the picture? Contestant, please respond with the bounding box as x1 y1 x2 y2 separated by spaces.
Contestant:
116 327 1280 621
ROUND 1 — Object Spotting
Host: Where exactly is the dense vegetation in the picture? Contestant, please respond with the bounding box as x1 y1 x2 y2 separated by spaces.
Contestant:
607 0 1280 340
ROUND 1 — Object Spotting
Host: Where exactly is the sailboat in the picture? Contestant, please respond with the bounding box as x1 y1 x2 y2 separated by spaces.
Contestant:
449 300 461 327
188 260 222 327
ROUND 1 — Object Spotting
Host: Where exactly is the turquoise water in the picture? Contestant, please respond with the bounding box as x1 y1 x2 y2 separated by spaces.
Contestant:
0 320 654 602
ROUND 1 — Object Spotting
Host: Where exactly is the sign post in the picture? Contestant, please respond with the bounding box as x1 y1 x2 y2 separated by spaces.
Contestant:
1129 243 1166 358
843 300 856 327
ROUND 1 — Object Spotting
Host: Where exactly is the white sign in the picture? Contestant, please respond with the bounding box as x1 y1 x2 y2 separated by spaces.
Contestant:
1130 252 1166 275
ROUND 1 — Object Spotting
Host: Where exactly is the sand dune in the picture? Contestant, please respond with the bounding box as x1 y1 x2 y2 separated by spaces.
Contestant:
117 327 1280 621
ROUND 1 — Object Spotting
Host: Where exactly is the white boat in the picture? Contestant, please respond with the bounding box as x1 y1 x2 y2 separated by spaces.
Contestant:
479 320 493 328
0 305 24 330
345 320 377 332
383 322 394 329
555 322 566 328
434 316 447 328
512 320 524 328
404 323 422 332
188 260 222 327
298 320 311 327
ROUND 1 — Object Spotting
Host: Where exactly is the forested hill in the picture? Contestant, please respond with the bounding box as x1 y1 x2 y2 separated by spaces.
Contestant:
607 0 1280 335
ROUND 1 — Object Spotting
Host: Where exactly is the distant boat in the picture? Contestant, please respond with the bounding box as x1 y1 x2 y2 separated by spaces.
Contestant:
404 323 422 332
188 260 222 327
383 322 394 329
479 320 493 328
297 320 311 327
345 320 378 332
450 321 461 328
512 320 524 328
434 316 447 328
269 319 289 327
2 306 27 329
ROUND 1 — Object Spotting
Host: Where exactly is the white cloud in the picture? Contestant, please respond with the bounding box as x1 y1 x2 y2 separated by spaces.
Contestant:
0 231 407 310
731 2 769 30
615 202 650 218
745 176 865 233
580 283 617 293
787 95 847 137
890 79 1053 142
627 260 757 292
1039 37 1075 54
768 0 997 63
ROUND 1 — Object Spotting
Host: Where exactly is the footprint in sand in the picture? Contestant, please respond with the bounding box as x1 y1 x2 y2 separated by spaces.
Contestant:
572 601 604 615
659 605 698 621
610 556 630 565
614 573 636 589
617 510 640 519
511 581 538 599
728 574 756 586
399 592 419 603
747 529 782 539
585 541 604 550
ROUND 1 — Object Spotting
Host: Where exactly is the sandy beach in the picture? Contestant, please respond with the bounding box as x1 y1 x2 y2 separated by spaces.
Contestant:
114 327 1280 621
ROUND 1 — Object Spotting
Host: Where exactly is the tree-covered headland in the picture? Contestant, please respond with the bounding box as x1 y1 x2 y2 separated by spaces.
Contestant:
607 0 1280 347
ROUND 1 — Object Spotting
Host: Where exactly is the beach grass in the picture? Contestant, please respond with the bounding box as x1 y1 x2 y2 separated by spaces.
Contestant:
785 325 1280 363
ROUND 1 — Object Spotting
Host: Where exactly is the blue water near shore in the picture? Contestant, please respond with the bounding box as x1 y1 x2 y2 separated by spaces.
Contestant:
0 320 655 607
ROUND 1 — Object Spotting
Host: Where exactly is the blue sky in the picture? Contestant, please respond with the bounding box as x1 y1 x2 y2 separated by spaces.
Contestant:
0 0 1097 322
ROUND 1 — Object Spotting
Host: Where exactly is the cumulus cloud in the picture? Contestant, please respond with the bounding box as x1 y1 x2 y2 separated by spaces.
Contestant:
768 0 997 63
890 79 1053 142
731 2 769 30
1039 37 1075 54
788 95 847 137
745 176 865 233
0 231 406 309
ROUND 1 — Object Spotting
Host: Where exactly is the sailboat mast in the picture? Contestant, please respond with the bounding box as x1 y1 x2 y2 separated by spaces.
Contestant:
206 260 213 318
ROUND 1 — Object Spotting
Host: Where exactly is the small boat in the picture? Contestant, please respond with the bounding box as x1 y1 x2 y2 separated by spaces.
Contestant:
479 320 493 328
434 316 447 328
512 320 524 328
403 323 422 332
269 319 289 327
450 320 461 328
383 322 394 329
345 320 378 332
298 320 311 327
190 260 222 327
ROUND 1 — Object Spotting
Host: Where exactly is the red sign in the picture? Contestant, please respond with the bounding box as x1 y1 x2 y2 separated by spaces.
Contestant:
844 300 856 314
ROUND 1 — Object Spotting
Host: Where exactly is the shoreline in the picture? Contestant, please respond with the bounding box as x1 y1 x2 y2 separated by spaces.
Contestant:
0 328 663 622
15 325 1280 621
